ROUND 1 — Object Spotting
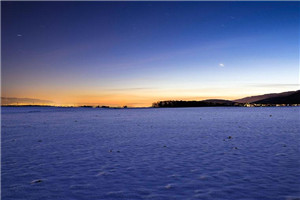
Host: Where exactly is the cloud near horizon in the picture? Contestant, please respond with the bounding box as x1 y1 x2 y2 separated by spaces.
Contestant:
1 97 54 105
252 84 300 88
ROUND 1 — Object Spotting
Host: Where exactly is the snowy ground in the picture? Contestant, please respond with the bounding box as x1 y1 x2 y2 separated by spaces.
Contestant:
1 107 300 200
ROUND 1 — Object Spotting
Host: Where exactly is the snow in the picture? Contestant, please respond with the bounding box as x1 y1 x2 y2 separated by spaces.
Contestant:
1 107 300 200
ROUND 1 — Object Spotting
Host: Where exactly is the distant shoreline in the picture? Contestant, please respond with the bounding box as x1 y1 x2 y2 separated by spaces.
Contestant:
2 90 299 108
1 104 300 108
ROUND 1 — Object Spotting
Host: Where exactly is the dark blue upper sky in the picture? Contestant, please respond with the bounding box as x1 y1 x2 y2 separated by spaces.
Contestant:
2 1 299 106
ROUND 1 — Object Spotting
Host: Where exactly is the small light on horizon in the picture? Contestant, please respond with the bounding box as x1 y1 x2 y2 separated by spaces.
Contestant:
17 34 22 37
219 63 224 67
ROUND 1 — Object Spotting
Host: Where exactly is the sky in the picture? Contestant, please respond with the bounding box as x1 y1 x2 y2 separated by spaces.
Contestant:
2 1 299 107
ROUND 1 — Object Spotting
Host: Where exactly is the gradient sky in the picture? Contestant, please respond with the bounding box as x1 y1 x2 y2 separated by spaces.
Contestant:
2 1 299 106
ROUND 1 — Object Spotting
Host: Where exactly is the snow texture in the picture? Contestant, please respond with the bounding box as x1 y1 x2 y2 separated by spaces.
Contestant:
1 107 300 200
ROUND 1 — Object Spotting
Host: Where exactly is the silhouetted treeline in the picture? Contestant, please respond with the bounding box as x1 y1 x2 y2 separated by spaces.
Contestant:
152 100 240 108
80 105 93 108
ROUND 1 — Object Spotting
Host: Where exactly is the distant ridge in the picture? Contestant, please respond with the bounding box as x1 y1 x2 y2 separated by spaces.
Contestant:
152 90 300 108
234 90 298 103
253 90 300 104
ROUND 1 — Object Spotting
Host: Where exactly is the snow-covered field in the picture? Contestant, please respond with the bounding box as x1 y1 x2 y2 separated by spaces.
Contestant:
1 107 300 200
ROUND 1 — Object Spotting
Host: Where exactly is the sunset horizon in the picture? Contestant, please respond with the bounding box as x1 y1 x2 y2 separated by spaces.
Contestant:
1 88 299 107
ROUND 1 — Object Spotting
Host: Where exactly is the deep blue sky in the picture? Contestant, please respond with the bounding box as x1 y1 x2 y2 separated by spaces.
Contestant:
2 2 299 106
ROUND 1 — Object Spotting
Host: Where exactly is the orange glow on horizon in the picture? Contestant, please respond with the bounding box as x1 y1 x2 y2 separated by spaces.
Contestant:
2 86 297 107
1 94 242 107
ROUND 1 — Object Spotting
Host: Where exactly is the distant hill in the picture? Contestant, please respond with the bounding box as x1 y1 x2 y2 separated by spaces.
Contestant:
235 91 297 103
152 99 239 108
152 90 300 108
254 90 300 104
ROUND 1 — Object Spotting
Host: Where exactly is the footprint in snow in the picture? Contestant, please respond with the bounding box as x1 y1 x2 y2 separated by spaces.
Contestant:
31 179 42 184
